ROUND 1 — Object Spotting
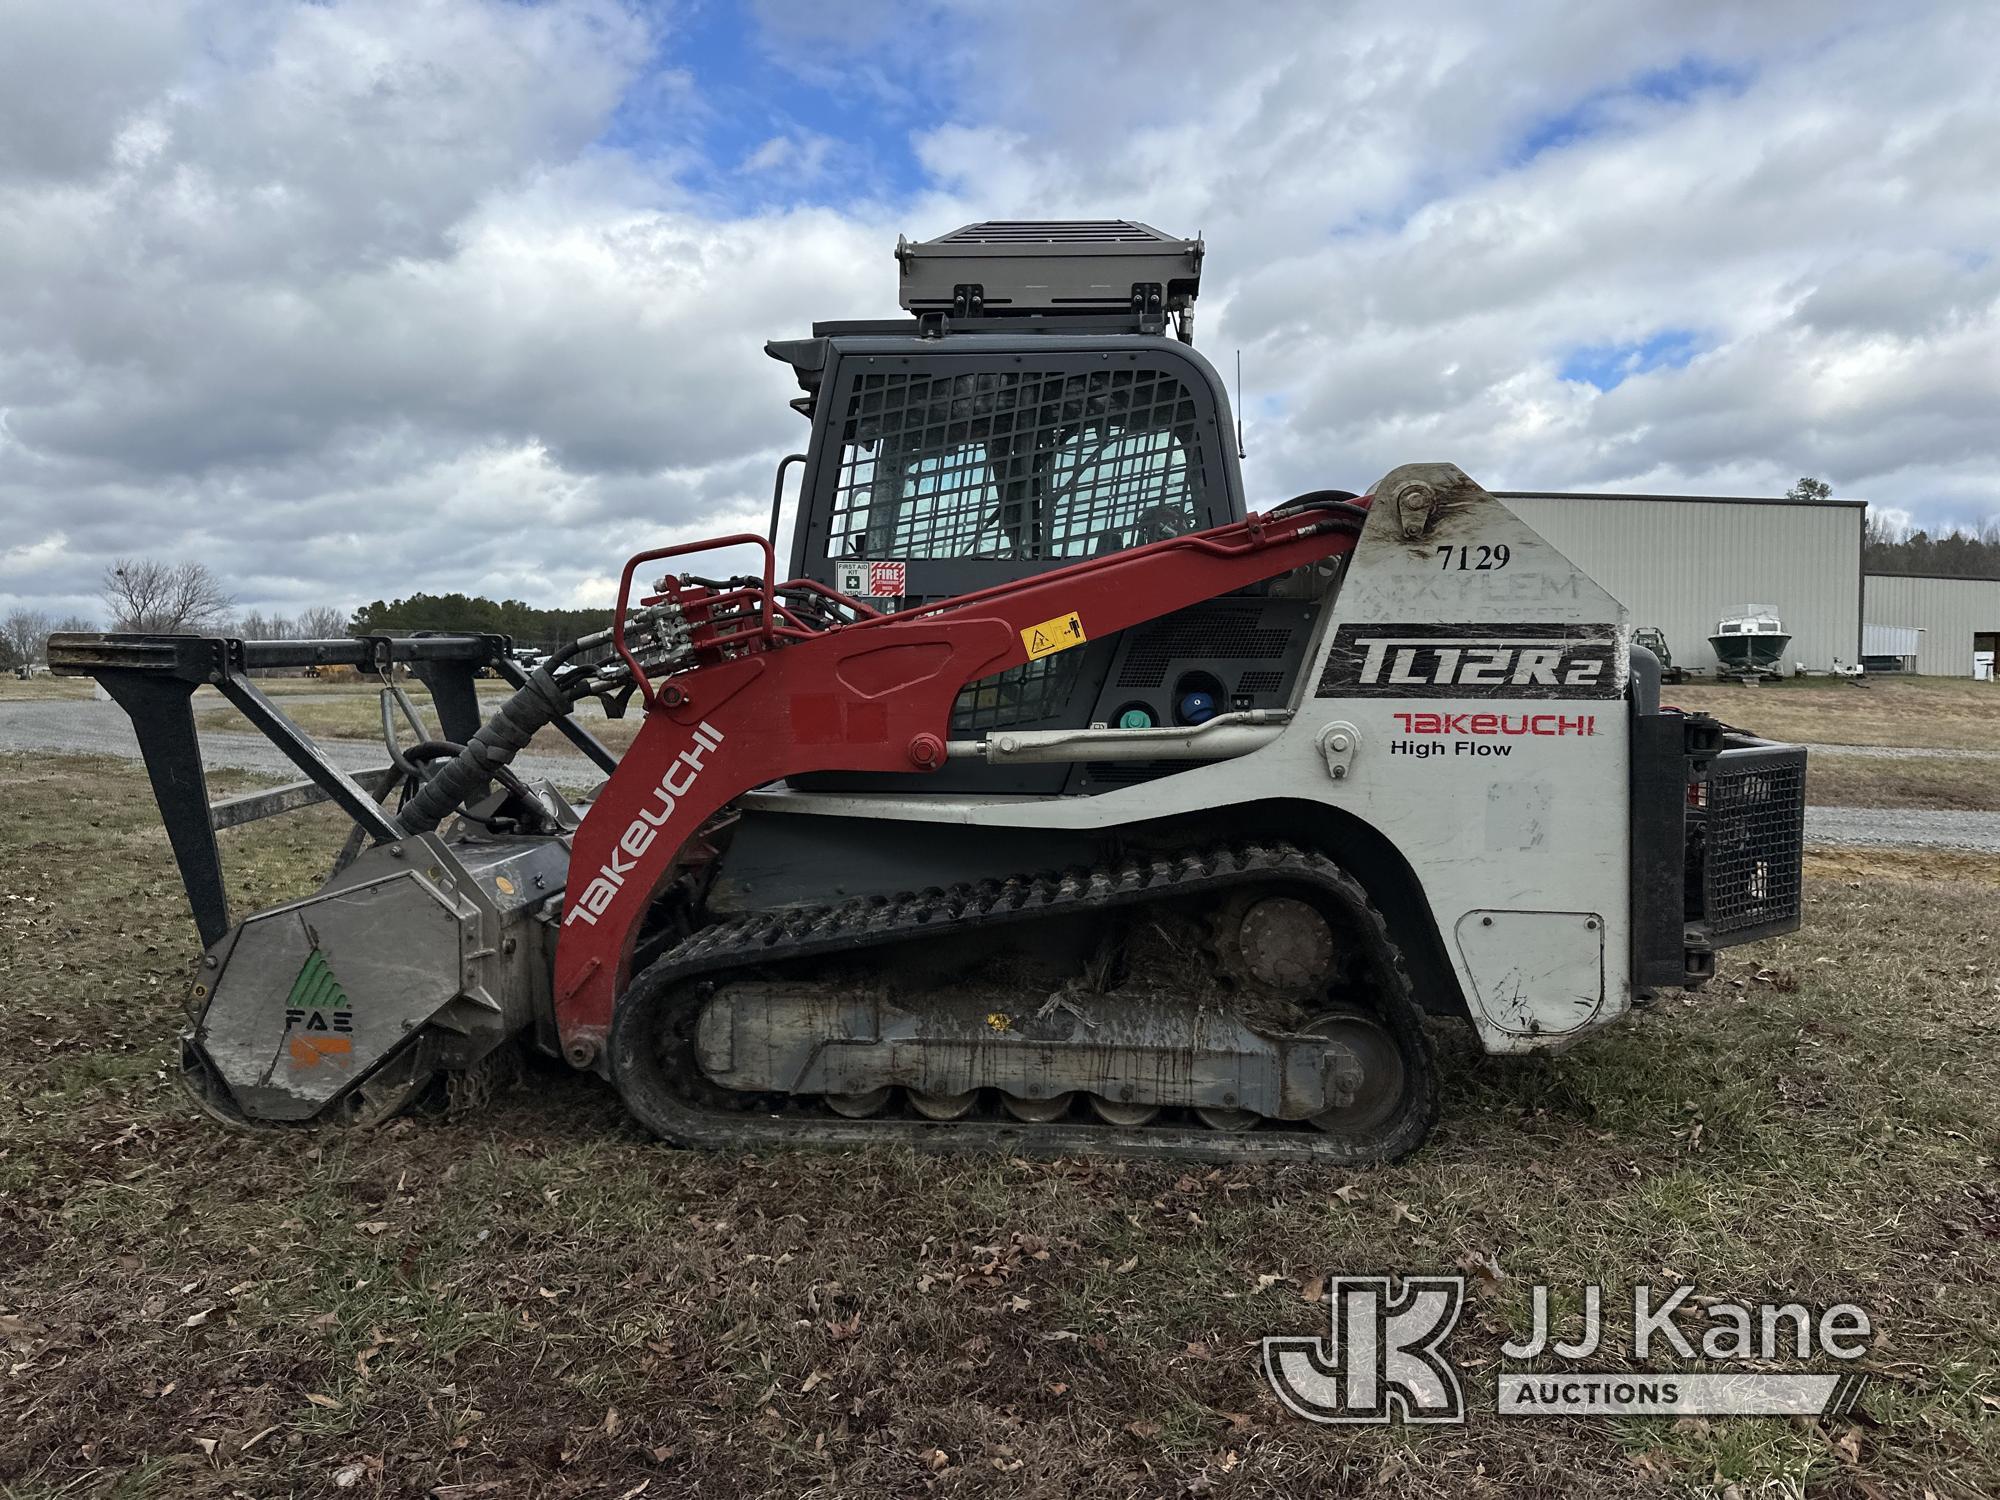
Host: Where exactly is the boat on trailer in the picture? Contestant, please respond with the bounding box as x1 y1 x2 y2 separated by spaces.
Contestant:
1710 605 1790 679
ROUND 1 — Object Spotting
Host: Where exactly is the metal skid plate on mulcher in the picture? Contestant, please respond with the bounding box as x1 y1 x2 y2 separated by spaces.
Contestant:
185 833 565 1124
191 869 462 1121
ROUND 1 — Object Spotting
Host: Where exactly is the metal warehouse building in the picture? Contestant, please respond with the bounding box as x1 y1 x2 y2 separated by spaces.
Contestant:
1861 574 2000 678
1498 492 1865 675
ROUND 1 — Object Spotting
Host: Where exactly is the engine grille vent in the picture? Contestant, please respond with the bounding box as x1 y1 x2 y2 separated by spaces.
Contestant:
1236 670 1286 695
1118 605 1293 689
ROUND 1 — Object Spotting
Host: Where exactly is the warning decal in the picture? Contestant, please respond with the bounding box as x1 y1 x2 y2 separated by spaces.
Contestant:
835 559 908 599
1020 611 1087 661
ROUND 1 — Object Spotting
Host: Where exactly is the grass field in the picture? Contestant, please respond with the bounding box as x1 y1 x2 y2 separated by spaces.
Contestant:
3 753 1997 1498
1670 676 2000 753
186 681 646 755
0 676 92 703
1805 752 1999 812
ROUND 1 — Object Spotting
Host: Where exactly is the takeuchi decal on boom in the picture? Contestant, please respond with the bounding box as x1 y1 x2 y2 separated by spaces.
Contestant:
1316 622 1624 699
563 721 724 928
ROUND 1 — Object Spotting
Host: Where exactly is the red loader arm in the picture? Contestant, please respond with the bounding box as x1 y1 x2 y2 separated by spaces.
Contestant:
551 502 1366 1066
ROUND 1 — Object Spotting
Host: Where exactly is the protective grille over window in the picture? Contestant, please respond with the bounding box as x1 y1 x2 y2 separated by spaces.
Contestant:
827 365 1208 561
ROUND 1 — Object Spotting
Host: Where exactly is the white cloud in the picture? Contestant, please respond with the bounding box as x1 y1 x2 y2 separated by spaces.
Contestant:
0 0 1994 624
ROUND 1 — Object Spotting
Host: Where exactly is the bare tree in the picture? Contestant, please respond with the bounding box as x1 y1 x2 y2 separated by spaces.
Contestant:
2 608 52 666
100 559 235 633
295 605 348 640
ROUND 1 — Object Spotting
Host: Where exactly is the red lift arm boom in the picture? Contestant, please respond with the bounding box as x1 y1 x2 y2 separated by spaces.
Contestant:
551 501 1367 1065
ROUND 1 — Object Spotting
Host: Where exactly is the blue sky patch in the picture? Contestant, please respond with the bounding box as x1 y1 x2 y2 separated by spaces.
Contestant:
1559 328 1704 391
1515 54 1753 164
600 1 948 212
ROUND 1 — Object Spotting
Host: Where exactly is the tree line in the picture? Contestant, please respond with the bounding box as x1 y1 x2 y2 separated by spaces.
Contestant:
1862 513 2000 580
346 593 606 654
1788 478 2000 580
8 560 609 670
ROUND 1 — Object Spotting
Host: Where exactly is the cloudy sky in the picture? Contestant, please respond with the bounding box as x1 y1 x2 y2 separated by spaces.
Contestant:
2 0 1995 622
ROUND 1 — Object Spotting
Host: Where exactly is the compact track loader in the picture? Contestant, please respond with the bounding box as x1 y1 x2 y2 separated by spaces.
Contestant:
54 221 1809 1163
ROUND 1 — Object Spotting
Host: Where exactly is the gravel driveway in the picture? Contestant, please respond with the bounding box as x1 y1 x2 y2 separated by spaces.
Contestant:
1799 807 2000 852
1803 742 2000 761
7 697 1999 851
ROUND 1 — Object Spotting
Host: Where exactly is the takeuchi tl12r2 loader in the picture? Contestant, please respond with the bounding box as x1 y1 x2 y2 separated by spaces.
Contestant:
53 222 1808 1164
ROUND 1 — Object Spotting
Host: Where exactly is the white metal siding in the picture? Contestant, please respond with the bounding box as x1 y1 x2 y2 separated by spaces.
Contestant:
1861 574 2000 676
1861 623 1921 659
1499 494 1863 675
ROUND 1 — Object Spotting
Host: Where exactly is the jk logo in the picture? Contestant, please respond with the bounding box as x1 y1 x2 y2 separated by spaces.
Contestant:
1262 1276 1466 1424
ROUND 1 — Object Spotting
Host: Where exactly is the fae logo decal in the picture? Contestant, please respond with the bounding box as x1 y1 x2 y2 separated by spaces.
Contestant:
284 948 354 1071
563 721 724 929
1317 622 1622 699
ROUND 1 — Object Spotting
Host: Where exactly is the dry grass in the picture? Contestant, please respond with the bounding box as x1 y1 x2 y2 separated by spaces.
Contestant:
4 754 1997 1498
1808 752 2000 812
1670 675 2000 752
0 676 93 703
190 683 643 755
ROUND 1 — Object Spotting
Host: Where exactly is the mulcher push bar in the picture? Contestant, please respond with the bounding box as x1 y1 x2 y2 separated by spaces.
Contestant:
45 628 616 946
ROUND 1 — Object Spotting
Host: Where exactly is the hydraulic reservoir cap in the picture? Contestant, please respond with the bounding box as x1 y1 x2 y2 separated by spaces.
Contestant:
1116 706 1155 729
1178 690 1218 725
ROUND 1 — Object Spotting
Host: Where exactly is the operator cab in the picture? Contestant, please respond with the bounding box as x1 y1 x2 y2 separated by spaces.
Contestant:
765 221 1321 794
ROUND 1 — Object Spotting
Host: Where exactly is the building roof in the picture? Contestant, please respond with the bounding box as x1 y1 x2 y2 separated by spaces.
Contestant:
1495 490 1867 511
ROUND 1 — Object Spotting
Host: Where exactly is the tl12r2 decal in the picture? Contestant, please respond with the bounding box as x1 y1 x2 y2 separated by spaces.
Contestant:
1315 622 1622 700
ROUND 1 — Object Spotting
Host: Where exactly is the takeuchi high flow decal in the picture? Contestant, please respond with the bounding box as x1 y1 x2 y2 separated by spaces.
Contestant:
1317 622 1622 699
563 721 725 928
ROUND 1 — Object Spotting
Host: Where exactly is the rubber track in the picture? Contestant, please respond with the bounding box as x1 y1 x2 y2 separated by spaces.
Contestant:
608 841 1440 1164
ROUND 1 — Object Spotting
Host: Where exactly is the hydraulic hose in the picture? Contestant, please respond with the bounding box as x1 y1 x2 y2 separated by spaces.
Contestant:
395 667 569 836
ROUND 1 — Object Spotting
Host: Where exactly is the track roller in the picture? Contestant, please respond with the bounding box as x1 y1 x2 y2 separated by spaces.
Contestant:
1089 1096 1160 1127
825 1088 893 1118
908 1089 978 1121
1001 1092 1073 1123
1194 1105 1260 1132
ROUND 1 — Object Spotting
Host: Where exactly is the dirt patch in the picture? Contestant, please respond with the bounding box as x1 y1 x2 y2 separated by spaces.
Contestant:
4 753 1998 1498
